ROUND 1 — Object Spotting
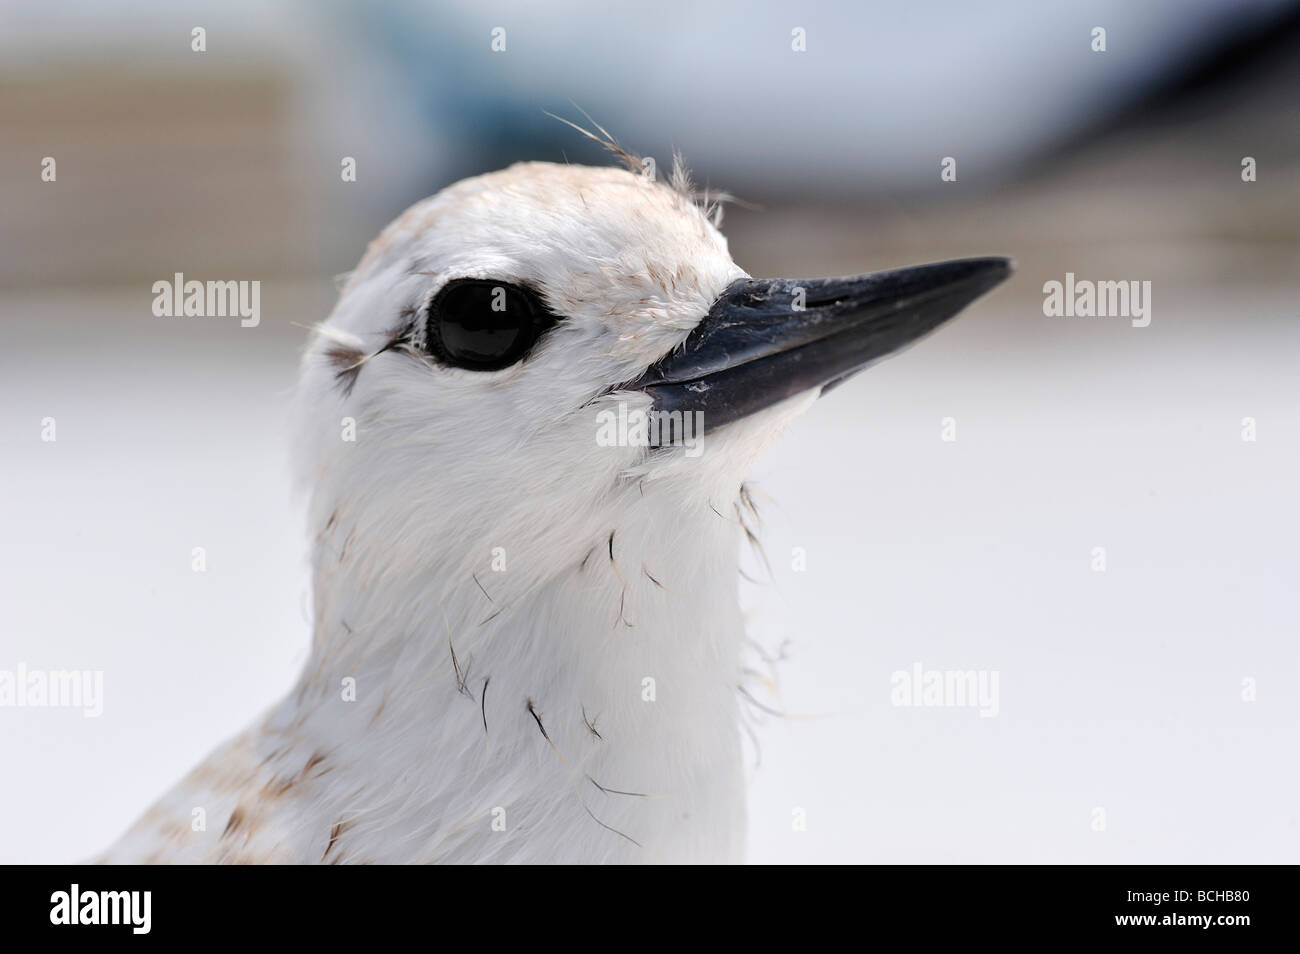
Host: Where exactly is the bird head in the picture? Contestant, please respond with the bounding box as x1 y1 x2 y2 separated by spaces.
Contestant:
294 160 1008 619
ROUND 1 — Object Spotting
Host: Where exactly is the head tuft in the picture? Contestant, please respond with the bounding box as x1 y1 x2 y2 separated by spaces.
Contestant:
547 109 737 228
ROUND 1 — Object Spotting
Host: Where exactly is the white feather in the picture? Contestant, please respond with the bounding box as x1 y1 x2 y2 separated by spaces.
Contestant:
102 161 814 864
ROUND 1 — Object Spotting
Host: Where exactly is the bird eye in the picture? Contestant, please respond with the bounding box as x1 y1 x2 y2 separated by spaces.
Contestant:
424 280 558 371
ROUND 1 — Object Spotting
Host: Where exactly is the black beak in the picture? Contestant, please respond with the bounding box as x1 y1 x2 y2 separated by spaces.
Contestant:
624 257 1011 438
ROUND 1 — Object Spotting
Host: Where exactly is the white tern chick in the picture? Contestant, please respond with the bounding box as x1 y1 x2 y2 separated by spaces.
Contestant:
103 156 1008 864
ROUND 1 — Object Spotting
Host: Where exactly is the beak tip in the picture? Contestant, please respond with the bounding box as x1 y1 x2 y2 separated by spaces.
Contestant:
964 256 1015 295
980 255 1015 279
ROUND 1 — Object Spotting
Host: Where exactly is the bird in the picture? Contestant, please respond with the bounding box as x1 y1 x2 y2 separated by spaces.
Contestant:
100 141 1009 864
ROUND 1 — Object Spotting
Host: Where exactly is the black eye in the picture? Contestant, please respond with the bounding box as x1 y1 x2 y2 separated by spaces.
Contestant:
424 279 559 371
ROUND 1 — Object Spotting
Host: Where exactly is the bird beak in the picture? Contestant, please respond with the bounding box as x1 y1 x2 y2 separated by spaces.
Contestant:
625 256 1011 439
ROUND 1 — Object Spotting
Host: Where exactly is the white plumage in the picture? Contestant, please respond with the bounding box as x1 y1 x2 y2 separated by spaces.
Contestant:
103 160 811 863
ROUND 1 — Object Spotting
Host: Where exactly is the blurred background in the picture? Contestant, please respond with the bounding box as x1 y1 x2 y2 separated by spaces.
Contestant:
2 0 1298 863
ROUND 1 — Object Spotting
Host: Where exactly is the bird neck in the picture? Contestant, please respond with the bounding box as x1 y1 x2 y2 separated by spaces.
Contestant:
280 479 755 861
